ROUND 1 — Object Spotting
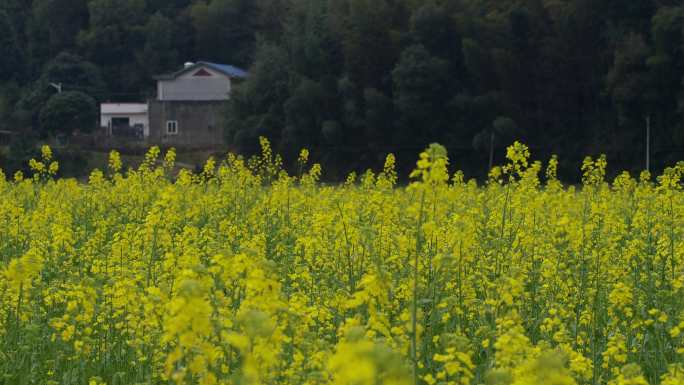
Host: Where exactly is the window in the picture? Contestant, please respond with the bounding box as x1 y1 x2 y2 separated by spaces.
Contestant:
111 117 130 128
166 120 178 135
111 117 131 137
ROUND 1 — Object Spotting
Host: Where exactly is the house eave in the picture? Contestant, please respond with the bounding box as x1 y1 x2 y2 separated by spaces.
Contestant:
153 61 248 81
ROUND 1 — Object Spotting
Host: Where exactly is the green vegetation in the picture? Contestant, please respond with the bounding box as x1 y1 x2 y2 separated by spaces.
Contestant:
1 0 684 180
1 142 684 384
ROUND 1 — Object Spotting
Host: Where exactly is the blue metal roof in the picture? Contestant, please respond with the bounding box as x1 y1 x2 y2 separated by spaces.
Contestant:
155 61 249 80
201 62 249 79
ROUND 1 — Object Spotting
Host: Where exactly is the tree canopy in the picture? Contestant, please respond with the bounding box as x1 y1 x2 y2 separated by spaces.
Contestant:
2 0 684 179
39 91 97 136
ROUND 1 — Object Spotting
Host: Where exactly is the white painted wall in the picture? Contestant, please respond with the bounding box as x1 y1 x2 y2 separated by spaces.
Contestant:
100 103 149 137
158 66 232 101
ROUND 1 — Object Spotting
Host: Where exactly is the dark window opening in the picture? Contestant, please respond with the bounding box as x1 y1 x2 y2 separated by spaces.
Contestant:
111 117 130 128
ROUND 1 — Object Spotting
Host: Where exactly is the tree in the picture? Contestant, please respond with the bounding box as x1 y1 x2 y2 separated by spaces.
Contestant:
4 133 40 175
190 0 257 67
226 43 291 151
1 0 31 79
648 6 684 150
0 11 22 82
139 13 179 77
410 4 462 68
77 0 147 95
606 33 653 128
284 0 338 79
2 0 684 179
40 53 106 98
18 52 105 129
491 6 546 140
392 44 452 146
283 78 327 149
604 0 655 35
145 0 191 14
39 91 97 136
31 0 88 55
472 116 519 171
321 120 343 146
341 0 396 91
363 87 393 147
255 0 289 42
0 82 22 131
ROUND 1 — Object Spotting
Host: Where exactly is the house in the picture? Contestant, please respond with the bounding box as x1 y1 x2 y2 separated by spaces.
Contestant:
100 103 149 139
99 61 248 148
148 61 248 148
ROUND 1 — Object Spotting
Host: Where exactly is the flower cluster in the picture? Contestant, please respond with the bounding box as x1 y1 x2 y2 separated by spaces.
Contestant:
0 140 683 385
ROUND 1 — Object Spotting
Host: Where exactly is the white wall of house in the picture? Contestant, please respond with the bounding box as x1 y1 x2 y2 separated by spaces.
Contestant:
158 65 232 101
100 103 149 137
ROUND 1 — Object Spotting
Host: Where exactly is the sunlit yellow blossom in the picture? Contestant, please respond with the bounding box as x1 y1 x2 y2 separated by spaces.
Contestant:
0 141 683 385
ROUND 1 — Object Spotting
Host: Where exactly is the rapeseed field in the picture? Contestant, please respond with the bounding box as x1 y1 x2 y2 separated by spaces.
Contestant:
1 139 684 385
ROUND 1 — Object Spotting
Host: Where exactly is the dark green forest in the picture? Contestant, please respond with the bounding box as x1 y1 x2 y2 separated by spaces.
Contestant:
1 0 684 180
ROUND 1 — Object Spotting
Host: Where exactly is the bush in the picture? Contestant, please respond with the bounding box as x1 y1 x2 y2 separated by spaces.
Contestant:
39 91 97 136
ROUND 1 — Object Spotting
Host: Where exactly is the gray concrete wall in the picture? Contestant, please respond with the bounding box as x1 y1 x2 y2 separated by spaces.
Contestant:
148 100 226 149
158 74 231 101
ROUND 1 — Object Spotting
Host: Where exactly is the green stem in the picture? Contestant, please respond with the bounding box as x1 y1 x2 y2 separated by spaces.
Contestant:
412 189 426 385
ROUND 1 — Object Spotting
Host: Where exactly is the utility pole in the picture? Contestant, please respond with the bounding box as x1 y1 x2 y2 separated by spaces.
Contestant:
646 115 651 173
49 82 63 93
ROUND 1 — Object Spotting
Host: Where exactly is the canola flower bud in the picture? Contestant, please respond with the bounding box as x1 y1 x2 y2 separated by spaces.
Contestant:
108 150 122 173
298 148 310 165
41 145 52 161
164 147 176 170
1 142 684 385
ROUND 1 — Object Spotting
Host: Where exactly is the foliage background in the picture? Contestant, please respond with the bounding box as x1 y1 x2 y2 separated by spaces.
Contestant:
2 0 684 180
